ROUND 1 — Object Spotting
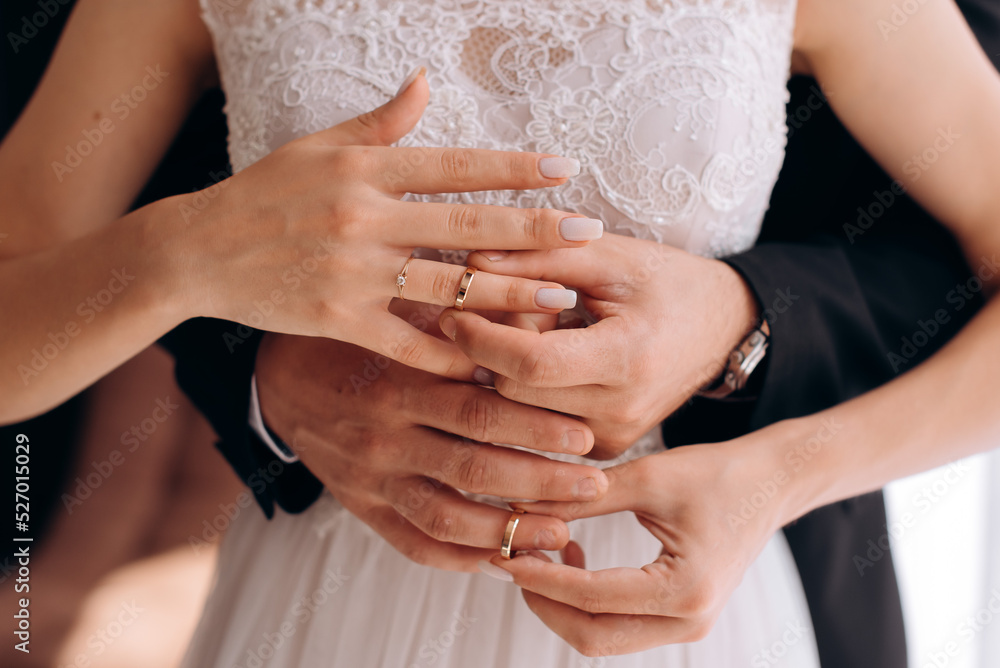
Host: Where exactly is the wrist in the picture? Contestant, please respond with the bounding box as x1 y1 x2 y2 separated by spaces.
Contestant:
717 260 762 351
119 199 195 327
149 192 218 320
742 416 846 528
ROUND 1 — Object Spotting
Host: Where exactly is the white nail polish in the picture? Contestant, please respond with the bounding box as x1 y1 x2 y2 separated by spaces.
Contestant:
396 66 426 97
478 560 515 582
538 157 581 179
536 288 578 310
559 218 604 241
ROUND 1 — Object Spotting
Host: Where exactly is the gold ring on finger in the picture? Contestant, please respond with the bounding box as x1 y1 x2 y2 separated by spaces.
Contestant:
501 508 525 560
454 266 477 311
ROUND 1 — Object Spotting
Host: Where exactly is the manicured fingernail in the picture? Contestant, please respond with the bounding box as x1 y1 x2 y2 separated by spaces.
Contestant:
533 528 558 550
473 367 495 386
539 156 581 179
559 217 604 241
395 66 426 97
440 315 457 341
478 559 514 582
478 250 508 262
535 288 577 310
560 430 587 454
572 477 599 501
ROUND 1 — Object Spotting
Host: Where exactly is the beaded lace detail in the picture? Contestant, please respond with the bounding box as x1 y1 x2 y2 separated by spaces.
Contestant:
201 0 796 260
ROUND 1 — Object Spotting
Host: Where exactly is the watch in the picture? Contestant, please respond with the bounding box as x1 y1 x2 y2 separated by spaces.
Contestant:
697 319 770 400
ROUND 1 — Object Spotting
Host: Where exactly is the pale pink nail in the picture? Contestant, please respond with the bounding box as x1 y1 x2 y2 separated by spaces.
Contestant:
478 250 509 262
478 560 514 582
539 157 581 179
536 288 577 310
559 217 603 241
396 66 426 97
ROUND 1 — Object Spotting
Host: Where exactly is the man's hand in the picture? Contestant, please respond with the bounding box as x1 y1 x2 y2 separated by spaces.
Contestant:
439 235 761 458
254 328 610 572
485 433 793 657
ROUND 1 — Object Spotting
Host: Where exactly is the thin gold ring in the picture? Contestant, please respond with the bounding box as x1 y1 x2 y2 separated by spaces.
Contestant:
500 508 525 560
396 257 413 300
454 266 477 311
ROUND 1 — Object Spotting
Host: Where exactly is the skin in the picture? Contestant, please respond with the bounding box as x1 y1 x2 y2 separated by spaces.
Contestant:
4 0 1000 658
435 0 1000 656
0 1 596 424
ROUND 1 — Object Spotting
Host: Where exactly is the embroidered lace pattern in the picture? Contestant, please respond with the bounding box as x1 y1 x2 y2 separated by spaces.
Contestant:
201 0 797 260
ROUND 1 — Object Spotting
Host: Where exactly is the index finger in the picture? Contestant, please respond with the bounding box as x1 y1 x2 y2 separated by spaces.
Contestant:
374 147 581 194
441 309 614 387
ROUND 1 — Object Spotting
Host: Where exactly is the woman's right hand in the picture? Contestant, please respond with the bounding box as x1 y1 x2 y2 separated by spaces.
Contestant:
175 70 599 378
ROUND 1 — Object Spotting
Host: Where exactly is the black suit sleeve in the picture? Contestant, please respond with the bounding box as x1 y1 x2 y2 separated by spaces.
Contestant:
158 319 322 518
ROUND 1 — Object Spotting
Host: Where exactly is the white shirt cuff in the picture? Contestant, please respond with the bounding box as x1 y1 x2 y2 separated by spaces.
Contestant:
249 374 299 463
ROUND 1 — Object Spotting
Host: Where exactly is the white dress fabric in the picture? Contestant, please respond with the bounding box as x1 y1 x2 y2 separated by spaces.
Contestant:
186 1 821 666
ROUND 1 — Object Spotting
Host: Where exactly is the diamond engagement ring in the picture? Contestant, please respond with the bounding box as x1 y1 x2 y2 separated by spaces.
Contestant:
396 257 413 300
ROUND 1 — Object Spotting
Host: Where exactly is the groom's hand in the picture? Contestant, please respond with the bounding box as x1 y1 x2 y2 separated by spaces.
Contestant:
254 329 610 572
487 434 793 656
440 235 761 458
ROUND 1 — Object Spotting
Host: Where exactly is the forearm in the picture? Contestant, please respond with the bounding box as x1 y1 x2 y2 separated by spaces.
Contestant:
1 197 191 423
769 293 1000 525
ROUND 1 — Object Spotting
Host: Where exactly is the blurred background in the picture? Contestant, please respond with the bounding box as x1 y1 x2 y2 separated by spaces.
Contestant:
1 2 243 667
1 2 998 668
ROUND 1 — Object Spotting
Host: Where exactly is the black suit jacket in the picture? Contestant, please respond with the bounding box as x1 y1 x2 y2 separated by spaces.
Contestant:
153 3 997 668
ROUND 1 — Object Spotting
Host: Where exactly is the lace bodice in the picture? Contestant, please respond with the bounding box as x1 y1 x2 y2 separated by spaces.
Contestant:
201 0 796 259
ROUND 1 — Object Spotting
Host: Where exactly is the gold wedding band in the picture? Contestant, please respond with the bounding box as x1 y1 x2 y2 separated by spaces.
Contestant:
454 266 477 311
396 257 413 300
500 509 525 560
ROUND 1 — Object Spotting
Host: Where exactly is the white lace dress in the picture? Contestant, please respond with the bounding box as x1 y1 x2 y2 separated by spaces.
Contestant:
185 1 821 666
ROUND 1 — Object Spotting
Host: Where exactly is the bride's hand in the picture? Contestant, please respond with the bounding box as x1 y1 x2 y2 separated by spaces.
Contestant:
485 434 796 656
438 234 759 455
172 70 597 379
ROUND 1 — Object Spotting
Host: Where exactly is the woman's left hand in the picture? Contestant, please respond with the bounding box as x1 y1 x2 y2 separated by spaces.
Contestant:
439 234 761 458
485 432 799 657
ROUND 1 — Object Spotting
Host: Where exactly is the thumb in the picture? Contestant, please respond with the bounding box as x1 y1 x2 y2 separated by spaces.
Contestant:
318 67 429 147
